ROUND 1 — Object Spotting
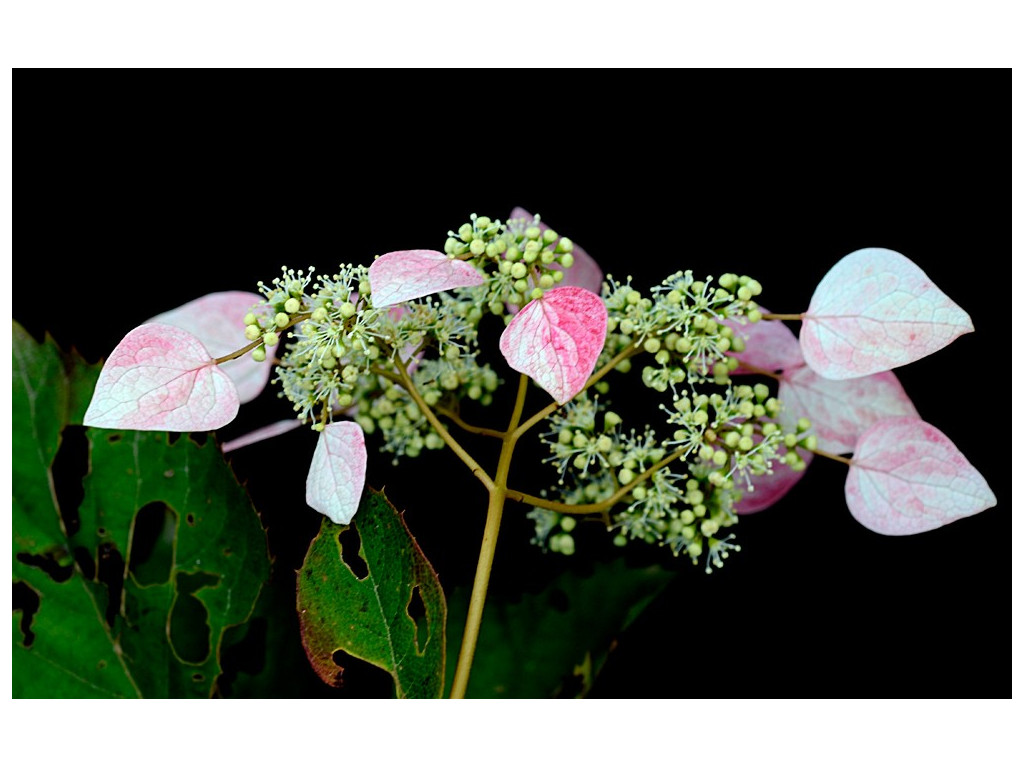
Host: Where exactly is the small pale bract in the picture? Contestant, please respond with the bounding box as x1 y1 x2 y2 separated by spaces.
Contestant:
499 286 607 405
800 248 973 379
221 418 303 453
845 417 996 535
779 367 919 455
83 323 240 431
368 249 484 307
149 291 275 404
509 207 603 295
305 421 368 525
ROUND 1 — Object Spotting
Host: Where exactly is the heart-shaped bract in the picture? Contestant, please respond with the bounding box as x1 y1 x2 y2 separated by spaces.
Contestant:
369 249 484 307
499 286 607 405
306 421 368 525
149 290 274 404
801 248 973 380
845 417 996 535
779 367 919 455
83 323 240 431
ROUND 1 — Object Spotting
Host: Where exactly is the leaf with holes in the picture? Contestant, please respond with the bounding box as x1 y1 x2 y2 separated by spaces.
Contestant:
444 559 673 698
297 488 446 698
509 207 604 295
12 323 270 697
368 249 484 307
800 248 974 379
149 291 274 404
305 422 367 525
845 418 997 535
83 323 240 431
779 367 919 455
499 286 608 405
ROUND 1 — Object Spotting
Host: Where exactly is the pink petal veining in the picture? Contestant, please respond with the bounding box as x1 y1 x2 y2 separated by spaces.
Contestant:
800 248 973 380
845 417 996 535
83 323 240 431
369 249 484 307
499 286 608 405
305 422 368 525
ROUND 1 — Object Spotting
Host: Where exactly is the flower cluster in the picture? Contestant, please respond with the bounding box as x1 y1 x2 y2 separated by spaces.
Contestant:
83 212 997 567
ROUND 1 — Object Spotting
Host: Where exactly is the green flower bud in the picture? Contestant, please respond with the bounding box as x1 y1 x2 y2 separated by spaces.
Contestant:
643 337 661 354
618 468 636 485
470 238 486 256
243 312 257 325
525 226 542 240
263 332 279 346
244 324 261 341
511 262 528 279
560 516 577 532
458 223 474 242
275 312 290 328
251 346 267 362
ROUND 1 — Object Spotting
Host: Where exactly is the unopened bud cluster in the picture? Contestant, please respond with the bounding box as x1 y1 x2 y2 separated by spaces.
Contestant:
444 212 577 316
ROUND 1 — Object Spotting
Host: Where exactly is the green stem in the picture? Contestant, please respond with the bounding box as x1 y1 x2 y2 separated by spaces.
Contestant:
809 446 854 466
760 312 804 321
435 406 506 439
505 446 688 517
393 356 494 492
449 374 530 699
212 312 311 365
512 345 639 442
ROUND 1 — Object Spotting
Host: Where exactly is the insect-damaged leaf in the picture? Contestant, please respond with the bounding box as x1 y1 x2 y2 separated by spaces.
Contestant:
499 286 608 405
800 248 974 380
297 488 446 698
83 323 240 431
12 323 270 697
305 422 367 525
845 417 996 535
368 249 484 307
149 291 275 404
444 559 673 698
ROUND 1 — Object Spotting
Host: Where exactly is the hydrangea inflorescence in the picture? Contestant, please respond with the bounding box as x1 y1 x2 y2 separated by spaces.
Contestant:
84 211 997 565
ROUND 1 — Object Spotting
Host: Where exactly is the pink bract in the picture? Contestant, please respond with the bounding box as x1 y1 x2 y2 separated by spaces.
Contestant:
509 207 603 295
800 248 974 380
734 445 811 514
725 308 805 374
148 290 275 404
845 417 996 535
499 286 608 405
368 249 484 307
778 367 919 455
83 323 240 431
305 421 367 525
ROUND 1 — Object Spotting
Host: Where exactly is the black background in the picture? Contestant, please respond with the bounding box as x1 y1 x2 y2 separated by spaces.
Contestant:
15 72 1008 698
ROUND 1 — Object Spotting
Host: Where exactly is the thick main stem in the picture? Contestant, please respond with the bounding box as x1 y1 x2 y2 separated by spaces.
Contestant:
449 374 529 699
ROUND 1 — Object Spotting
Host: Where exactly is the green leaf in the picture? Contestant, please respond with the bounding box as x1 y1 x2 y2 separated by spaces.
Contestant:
445 559 674 698
12 322 270 698
297 488 446 698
